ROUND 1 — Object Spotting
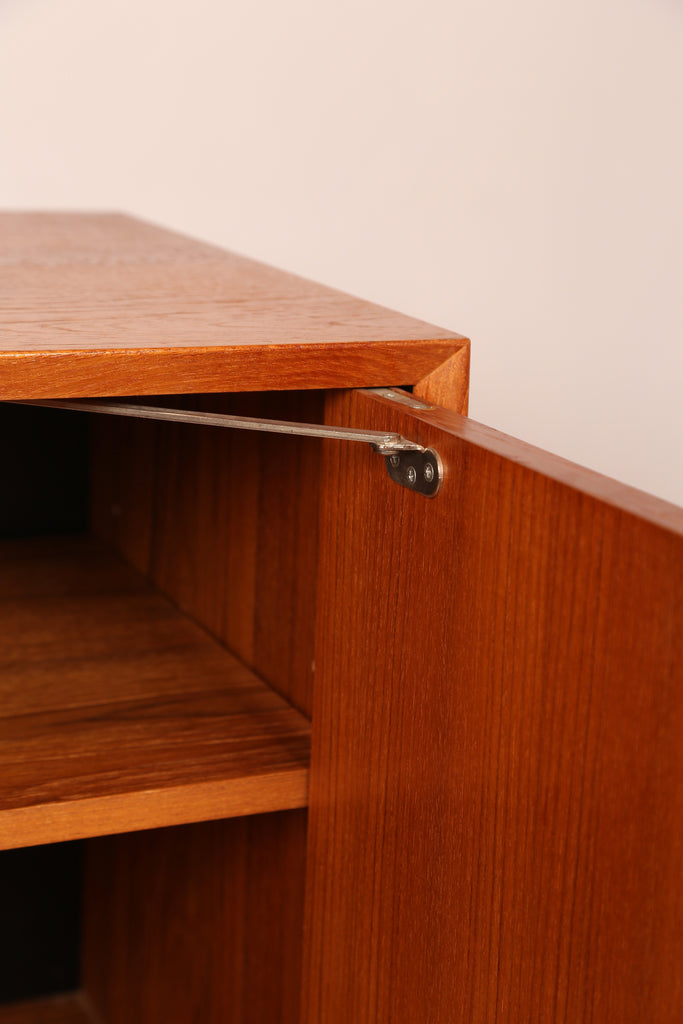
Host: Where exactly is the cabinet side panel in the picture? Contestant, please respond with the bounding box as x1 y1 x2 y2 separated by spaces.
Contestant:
303 389 683 1024
89 391 321 716
82 812 307 1024
413 342 470 413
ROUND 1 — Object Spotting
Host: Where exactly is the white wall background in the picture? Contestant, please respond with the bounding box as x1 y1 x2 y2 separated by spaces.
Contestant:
1 0 681 505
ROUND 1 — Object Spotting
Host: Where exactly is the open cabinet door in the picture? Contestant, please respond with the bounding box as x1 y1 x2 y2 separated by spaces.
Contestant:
304 387 683 1024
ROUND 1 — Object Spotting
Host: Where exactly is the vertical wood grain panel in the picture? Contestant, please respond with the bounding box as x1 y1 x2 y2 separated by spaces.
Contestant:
83 812 307 1024
87 394 315 1022
414 344 470 413
89 391 321 716
303 389 683 1024
89 414 156 574
250 393 321 718
147 399 261 666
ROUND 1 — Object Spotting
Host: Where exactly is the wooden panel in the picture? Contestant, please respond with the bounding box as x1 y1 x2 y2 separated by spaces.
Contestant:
88 414 157 575
304 389 683 1024
414 345 470 413
83 812 307 1024
90 393 321 715
0 995 93 1024
84 397 314 1023
0 213 467 398
0 536 310 850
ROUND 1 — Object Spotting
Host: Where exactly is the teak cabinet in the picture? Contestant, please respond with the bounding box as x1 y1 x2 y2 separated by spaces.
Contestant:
0 213 681 1024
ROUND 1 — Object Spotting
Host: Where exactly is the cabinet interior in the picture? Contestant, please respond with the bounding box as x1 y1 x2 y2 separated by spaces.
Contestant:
0 393 322 1023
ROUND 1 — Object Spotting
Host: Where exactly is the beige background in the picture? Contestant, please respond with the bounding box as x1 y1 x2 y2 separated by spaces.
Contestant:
1 0 681 504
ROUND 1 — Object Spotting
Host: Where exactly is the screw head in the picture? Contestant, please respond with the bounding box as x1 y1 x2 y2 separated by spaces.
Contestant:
424 462 435 483
389 454 401 468
406 466 417 485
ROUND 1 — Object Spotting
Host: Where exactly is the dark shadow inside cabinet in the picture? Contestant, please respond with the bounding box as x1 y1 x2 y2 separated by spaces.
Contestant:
0 405 89 1012
0 842 82 1006
0 395 318 1023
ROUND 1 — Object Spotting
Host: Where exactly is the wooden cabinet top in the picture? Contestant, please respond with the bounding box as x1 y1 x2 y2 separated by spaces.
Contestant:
0 212 467 399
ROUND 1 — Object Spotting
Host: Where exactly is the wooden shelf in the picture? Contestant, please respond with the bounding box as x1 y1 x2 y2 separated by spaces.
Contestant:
0 994 93 1023
0 535 310 851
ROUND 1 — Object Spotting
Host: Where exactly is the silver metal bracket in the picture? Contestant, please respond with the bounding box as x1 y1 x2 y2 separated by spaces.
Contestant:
12 398 443 497
385 448 442 497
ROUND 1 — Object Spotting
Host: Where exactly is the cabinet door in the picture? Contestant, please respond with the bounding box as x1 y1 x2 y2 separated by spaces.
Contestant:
304 388 683 1024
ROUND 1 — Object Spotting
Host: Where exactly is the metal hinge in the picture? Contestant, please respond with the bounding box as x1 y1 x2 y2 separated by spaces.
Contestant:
13 398 443 497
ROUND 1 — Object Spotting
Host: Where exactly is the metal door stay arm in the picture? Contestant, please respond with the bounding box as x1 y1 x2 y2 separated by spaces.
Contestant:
11 398 442 496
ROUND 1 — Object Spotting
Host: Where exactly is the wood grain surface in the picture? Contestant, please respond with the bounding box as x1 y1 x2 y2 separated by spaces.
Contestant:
0 213 467 398
0 535 310 850
83 812 307 1024
414 345 470 412
303 388 683 1024
0 994 93 1023
83 398 317 1023
90 392 323 715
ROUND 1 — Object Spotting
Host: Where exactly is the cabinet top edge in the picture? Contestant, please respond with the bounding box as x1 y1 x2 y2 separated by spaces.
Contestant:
0 212 467 396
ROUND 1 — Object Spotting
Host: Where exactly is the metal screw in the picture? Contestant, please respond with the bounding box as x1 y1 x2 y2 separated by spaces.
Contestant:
424 462 434 483
406 466 417 485
389 454 401 467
